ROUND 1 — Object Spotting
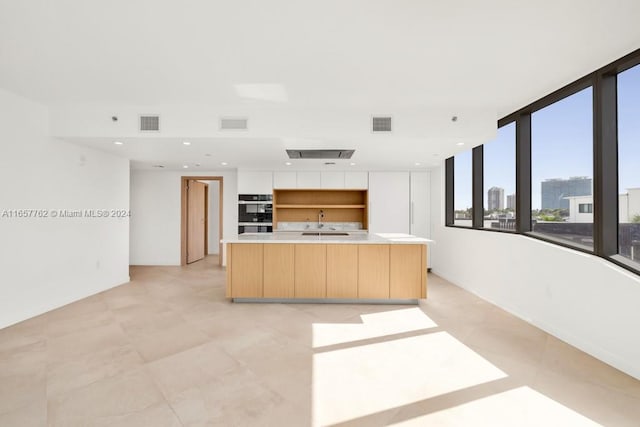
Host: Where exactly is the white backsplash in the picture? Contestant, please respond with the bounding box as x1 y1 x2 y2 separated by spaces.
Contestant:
277 221 363 231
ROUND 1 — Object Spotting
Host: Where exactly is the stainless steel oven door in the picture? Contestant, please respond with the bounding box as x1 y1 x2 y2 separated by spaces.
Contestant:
238 224 272 233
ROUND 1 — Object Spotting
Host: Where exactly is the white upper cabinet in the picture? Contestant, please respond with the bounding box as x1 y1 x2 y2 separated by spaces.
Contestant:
410 171 431 239
368 172 410 234
272 170 368 189
344 172 368 189
273 172 297 189
296 172 321 188
320 172 345 189
237 171 273 194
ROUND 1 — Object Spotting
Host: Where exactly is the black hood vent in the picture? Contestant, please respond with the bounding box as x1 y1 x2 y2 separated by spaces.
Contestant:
286 149 355 159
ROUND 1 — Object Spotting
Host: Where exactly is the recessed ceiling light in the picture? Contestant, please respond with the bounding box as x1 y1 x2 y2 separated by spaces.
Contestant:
114 141 123 145
350 162 356 166
183 165 189 169
183 141 191 146
456 142 465 146
451 116 458 122
285 162 292 166
415 162 421 166
221 162 228 166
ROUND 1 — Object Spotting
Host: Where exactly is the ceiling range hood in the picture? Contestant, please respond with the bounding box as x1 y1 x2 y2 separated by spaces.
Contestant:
286 149 355 159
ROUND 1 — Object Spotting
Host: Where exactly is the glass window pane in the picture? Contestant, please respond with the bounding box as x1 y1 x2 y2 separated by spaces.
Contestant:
618 64 640 265
483 122 516 231
531 87 593 249
454 150 472 227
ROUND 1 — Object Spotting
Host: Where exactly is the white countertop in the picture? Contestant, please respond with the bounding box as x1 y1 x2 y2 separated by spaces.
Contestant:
224 232 434 245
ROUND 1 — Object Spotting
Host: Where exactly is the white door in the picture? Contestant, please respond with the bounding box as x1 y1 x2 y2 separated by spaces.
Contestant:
411 172 431 268
368 172 410 233
410 172 430 238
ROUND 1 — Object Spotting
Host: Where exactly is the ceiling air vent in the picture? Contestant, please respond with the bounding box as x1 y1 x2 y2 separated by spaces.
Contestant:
139 115 160 132
220 117 248 131
286 149 355 159
372 116 392 132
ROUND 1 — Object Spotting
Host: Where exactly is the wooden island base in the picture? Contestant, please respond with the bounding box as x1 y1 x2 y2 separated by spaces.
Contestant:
225 242 427 303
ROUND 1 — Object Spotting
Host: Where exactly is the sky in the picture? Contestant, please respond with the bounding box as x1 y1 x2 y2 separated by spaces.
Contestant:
454 63 640 211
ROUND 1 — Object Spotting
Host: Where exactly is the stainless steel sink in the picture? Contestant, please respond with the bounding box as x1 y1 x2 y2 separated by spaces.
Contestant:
301 232 350 236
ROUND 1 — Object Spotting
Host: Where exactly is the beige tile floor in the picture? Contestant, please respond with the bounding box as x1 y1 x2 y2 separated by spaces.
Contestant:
1 255 640 426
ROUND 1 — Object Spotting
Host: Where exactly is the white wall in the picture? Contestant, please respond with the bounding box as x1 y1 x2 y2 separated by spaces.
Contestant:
50 104 496 143
429 165 640 380
208 181 220 255
129 170 237 265
0 88 130 329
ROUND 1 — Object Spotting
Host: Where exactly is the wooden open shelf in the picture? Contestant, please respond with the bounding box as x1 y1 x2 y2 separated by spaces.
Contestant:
275 204 367 209
273 189 368 230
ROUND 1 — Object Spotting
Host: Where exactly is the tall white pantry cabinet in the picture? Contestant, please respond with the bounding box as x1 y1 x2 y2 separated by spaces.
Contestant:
368 171 431 267
410 171 432 268
368 172 411 234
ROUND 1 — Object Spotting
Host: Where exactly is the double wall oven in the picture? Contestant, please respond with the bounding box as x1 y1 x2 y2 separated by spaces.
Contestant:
238 194 273 233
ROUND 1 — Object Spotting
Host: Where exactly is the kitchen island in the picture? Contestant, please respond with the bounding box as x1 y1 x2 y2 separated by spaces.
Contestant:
225 232 431 304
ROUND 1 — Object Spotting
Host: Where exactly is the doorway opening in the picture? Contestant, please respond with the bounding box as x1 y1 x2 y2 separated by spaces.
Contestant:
180 176 224 266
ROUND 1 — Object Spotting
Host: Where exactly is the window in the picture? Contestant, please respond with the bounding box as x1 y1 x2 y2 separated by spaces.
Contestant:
443 49 640 277
578 203 593 214
531 87 594 249
454 150 472 227
483 122 516 231
618 63 640 265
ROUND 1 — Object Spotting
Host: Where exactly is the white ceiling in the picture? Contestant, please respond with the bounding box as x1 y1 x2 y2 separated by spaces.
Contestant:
2 0 639 169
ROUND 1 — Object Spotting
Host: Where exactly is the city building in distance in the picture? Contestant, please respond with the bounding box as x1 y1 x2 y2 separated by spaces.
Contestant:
507 193 516 211
488 186 505 210
541 176 592 210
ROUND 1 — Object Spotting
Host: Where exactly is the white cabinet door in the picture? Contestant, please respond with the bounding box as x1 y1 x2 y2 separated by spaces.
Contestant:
368 172 410 233
237 171 273 194
273 172 297 189
410 172 430 238
410 171 432 269
344 172 368 189
297 172 321 188
320 172 345 189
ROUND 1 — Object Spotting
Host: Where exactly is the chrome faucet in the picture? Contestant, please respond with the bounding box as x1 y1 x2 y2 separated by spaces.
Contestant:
318 209 324 229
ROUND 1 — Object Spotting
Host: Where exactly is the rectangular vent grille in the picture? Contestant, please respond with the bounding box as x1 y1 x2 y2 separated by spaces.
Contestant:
372 116 392 132
286 149 355 159
220 117 248 130
139 115 160 132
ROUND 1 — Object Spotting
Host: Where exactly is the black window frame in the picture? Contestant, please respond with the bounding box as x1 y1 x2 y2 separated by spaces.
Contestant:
445 47 640 277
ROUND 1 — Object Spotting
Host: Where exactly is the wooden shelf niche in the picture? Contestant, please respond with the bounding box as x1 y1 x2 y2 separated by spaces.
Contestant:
273 189 368 230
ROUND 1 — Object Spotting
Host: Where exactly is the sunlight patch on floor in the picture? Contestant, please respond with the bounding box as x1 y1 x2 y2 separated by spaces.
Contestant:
390 386 601 426
312 331 507 426
312 307 438 348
